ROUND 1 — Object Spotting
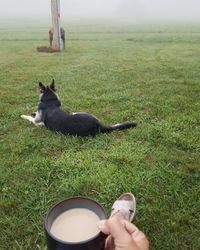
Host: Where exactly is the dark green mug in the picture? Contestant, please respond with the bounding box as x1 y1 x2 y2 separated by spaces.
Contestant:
45 196 107 250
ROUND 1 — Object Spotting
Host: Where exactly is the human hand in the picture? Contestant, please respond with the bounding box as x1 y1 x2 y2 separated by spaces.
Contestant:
98 212 149 250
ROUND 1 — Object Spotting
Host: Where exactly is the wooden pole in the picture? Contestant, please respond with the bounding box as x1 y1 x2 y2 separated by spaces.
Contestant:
51 0 62 51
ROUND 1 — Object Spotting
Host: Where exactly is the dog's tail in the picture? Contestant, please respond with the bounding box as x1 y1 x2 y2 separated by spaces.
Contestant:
99 122 137 134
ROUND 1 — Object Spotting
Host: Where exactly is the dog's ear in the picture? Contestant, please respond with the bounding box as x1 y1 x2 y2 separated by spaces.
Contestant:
50 79 56 92
39 82 46 92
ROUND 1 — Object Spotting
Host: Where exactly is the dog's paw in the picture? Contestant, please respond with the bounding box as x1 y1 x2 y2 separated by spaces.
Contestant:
21 115 29 120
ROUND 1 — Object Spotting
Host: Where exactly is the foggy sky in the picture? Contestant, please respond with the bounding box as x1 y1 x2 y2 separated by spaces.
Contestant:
0 0 199 21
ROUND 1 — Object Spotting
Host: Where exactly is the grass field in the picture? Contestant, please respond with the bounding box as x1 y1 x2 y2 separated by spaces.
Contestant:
0 20 200 249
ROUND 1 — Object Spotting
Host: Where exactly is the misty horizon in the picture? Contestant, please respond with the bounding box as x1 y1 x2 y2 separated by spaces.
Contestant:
0 0 199 22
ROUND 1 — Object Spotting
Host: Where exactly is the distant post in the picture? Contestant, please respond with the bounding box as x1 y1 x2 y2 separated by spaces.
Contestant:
51 0 62 51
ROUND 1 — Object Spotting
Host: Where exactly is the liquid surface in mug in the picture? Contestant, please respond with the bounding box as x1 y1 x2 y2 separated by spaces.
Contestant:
50 208 101 242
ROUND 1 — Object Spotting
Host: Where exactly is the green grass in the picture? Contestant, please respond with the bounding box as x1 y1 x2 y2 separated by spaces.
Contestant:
0 20 200 249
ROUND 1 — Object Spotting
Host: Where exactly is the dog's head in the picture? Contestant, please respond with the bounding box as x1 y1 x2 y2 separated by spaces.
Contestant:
38 79 61 106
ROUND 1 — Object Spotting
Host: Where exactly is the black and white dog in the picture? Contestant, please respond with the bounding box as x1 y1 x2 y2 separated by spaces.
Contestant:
21 80 137 136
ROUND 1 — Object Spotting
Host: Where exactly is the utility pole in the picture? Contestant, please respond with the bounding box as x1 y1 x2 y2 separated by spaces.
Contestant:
51 0 62 51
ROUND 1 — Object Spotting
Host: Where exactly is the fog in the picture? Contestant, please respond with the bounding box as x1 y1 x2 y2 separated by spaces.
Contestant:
0 0 199 21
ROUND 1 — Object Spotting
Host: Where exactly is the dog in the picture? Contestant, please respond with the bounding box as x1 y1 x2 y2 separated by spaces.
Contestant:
21 80 137 136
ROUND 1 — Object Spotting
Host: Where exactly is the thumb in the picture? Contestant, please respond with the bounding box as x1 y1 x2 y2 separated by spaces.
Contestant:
108 213 131 240
98 214 130 240
98 220 110 235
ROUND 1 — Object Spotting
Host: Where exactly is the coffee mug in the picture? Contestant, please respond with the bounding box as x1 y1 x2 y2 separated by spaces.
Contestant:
45 196 107 250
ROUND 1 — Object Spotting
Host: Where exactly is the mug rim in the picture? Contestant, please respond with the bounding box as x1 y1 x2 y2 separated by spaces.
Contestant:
44 196 107 245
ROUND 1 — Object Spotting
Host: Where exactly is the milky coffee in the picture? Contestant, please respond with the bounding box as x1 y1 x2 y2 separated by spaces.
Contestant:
50 208 100 242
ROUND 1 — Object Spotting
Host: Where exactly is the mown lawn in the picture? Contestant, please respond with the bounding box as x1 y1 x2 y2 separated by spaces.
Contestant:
0 20 200 249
